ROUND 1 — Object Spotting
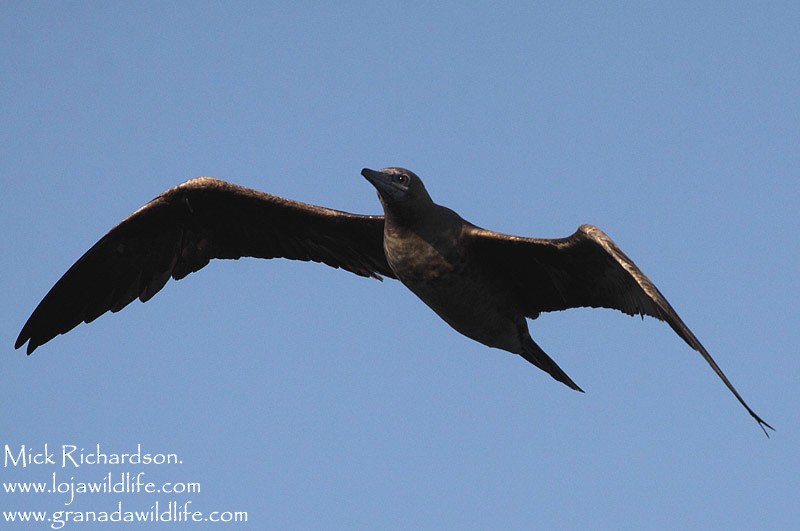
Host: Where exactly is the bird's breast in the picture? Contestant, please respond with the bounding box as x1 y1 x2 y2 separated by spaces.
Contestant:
383 228 458 281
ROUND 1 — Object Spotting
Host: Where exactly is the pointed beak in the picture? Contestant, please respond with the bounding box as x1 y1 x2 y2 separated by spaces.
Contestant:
362 168 399 202
361 168 391 193
362 167 410 203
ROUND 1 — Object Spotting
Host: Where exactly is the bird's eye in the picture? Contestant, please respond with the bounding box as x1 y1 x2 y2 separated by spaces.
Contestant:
398 175 410 185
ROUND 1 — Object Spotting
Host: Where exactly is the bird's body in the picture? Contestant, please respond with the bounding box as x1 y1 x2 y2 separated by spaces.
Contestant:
379 200 553 383
389 217 519 347
16 167 772 434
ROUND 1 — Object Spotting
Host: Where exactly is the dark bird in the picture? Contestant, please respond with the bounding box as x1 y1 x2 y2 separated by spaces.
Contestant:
16 167 772 435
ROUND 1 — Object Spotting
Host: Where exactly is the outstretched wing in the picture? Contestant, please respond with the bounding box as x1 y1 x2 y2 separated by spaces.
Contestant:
464 223 772 435
16 177 394 353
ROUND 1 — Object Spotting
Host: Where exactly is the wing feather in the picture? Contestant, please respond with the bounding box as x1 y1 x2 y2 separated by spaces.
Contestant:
16 177 394 353
465 223 773 434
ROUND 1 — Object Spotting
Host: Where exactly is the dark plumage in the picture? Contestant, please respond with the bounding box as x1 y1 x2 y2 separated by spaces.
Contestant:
16 167 772 435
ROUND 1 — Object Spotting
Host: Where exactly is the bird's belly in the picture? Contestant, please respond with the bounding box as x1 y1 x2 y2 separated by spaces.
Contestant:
385 228 525 353
400 274 524 354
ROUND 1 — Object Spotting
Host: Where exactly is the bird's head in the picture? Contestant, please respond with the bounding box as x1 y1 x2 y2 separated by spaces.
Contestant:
361 167 432 207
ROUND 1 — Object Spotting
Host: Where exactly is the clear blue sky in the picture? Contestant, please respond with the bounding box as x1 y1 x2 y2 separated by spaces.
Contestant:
2 2 798 529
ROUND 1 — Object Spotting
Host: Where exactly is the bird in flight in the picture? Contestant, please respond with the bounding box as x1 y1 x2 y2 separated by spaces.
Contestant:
16 167 772 435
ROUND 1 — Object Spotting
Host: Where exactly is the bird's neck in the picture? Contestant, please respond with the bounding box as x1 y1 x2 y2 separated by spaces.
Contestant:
383 200 451 233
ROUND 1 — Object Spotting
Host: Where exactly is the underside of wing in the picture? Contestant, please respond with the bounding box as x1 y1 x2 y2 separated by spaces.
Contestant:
16 177 394 353
464 223 773 434
466 224 668 319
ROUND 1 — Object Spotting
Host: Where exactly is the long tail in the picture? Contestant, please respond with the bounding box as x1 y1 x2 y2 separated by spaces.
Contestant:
521 336 584 393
